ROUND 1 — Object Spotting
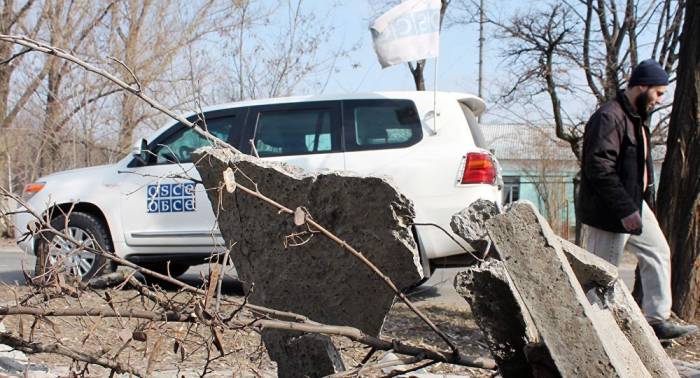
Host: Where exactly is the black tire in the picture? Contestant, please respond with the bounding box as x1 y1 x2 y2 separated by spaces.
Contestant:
35 212 113 282
139 261 190 279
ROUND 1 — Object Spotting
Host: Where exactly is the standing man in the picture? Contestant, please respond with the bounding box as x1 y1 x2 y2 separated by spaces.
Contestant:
577 59 697 339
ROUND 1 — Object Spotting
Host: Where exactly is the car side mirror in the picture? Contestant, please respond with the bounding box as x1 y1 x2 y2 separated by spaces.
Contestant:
132 138 149 166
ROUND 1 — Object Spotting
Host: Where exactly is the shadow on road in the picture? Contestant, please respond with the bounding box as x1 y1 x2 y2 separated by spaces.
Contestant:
0 261 246 297
0 270 31 285
406 285 442 301
143 271 245 296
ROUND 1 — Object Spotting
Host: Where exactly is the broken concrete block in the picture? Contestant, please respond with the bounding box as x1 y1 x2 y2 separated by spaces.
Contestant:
587 298 653 377
262 331 345 377
450 202 617 289
485 201 651 378
195 147 422 377
601 280 679 378
523 343 559 378
450 199 500 253
560 238 618 288
454 260 538 378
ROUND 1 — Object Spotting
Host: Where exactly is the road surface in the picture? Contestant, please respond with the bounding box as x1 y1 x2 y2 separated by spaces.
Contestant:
0 238 635 307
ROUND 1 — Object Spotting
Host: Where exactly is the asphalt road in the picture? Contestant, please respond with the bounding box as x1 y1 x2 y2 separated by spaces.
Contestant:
0 239 636 308
0 240 243 294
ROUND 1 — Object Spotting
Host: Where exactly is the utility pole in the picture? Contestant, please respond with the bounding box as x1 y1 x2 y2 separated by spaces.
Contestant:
478 0 485 122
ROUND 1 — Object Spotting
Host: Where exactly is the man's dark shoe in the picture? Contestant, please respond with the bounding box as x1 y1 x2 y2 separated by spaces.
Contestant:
649 319 698 340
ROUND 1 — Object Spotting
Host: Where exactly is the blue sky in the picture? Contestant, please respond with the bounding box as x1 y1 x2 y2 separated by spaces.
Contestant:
309 0 566 124
275 1 672 126
320 1 490 96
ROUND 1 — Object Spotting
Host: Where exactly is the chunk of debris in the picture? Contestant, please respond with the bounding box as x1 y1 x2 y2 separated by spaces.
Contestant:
451 202 618 288
450 199 499 252
262 331 346 375
452 201 679 377
560 238 618 288
484 202 650 377
601 280 678 377
454 260 540 377
195 147 422 377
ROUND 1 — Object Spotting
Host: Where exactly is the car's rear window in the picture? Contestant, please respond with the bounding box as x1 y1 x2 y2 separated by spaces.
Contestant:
344 99 422 151
459 102 487 149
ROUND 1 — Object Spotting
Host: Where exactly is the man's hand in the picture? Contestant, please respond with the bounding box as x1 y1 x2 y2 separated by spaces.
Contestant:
621 211 642 232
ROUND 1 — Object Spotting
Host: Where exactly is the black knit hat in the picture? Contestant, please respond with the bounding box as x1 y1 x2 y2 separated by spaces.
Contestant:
629 59 669 87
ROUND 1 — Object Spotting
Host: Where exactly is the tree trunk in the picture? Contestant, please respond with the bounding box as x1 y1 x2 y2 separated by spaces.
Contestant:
118 93 139 154
656 0 700 321
39 60 62 176
409 60 426 91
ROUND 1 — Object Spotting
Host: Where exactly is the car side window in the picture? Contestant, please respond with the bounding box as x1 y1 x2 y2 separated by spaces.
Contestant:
344 100 422 151
153 116 238 165
253 108 336 157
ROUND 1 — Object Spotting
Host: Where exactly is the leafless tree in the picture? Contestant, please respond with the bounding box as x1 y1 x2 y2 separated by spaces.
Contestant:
519 125 577 238
0 0 45 130
107 0 237 154
223 0 356 101
656 0 700 321
491 0 684 160
37 0 116 176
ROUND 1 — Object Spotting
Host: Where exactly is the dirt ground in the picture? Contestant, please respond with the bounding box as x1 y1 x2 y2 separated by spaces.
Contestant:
0 281 697 377
0 284 493 377
0 249 697 376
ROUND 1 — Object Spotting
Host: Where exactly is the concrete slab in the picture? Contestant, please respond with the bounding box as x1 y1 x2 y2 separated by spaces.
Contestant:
454 260 538 377
485 201 651 377
560 238 618 288
195 148 422 377
601 280 679 378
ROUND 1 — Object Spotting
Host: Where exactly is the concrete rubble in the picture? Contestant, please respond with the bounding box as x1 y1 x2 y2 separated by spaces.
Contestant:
452 200 680 378
449 199 500 252
453 259 539 377
194 147 422 377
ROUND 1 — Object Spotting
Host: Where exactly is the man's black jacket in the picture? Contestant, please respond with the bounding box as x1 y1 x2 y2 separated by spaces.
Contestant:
577 91 655 235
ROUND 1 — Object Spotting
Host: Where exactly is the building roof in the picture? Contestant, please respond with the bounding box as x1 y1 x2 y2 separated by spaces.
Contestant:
482 123 667 162
481 124 577 161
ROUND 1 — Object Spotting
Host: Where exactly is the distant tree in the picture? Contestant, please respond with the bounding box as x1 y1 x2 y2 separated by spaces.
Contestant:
223 0 354 101
656 0 700 321
107 0 235 154
38 0 115 176
492 0 684 160
519 125 576 238
0 0 47 129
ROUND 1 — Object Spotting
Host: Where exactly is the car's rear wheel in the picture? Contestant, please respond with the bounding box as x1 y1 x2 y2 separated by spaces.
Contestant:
35 212 113 282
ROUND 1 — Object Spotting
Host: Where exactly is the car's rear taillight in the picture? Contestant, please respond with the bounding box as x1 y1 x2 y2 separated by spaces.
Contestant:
461 153 496 185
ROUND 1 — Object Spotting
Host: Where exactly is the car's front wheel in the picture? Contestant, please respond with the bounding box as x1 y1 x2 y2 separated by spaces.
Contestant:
34 212 113 282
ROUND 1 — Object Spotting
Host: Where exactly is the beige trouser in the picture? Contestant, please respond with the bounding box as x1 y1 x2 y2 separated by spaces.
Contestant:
581 202 672 321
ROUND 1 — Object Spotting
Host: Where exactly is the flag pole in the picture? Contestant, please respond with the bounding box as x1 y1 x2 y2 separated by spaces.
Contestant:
432 52 439 134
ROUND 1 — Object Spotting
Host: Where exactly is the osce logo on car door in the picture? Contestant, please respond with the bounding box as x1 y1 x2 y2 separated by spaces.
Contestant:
146 183 196 213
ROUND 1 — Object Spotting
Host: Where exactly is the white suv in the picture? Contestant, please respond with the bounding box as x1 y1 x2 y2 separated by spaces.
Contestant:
14 91 501 280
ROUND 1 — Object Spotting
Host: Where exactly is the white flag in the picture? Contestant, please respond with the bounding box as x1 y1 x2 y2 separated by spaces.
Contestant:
370 0 441 68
